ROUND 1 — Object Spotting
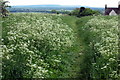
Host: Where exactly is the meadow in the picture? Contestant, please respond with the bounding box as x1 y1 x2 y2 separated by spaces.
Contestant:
1 13 120 79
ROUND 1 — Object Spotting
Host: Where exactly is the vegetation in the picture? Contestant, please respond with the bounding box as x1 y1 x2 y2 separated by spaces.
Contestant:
0 0 11 17
51 9 58 13
2 13 81 79
70 7 100 17
1 12 119 79
76 16 119 79
51 9 70 14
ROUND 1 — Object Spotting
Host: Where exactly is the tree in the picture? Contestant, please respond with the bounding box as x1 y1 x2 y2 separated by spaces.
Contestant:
79 7 85 13
51 9 57 13
70 7 100 17
77 7 100 17
0 0 11 17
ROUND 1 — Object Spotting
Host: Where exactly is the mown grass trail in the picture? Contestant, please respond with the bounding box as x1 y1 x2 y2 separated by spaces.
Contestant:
60 16 83 78
60 16 93 78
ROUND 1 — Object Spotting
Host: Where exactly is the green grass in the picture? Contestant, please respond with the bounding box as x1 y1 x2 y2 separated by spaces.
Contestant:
0 17 2 41
60 16 83 77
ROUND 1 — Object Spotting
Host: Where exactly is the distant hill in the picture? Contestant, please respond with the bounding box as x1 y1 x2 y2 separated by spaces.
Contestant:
8 5 104 13
12 4 83 8
12 5 62 8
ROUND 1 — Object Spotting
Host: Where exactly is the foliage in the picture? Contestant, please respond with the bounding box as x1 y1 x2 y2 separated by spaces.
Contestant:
51 9 58 13
2 13 77 78
77 8 100 17
70 7 100 17
69 9 79 16
86 16 119 79
0 0 11 17
1 12 119 79
76 16 120 79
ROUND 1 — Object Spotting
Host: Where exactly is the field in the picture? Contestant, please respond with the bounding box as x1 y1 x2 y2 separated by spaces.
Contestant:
1 13 120 79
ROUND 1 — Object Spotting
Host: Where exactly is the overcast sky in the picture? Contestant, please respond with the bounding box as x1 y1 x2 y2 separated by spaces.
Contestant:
7 0 120 8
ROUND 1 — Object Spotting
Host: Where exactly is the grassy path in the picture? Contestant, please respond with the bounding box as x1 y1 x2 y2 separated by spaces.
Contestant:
60 16 84 78
61 16 93 78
